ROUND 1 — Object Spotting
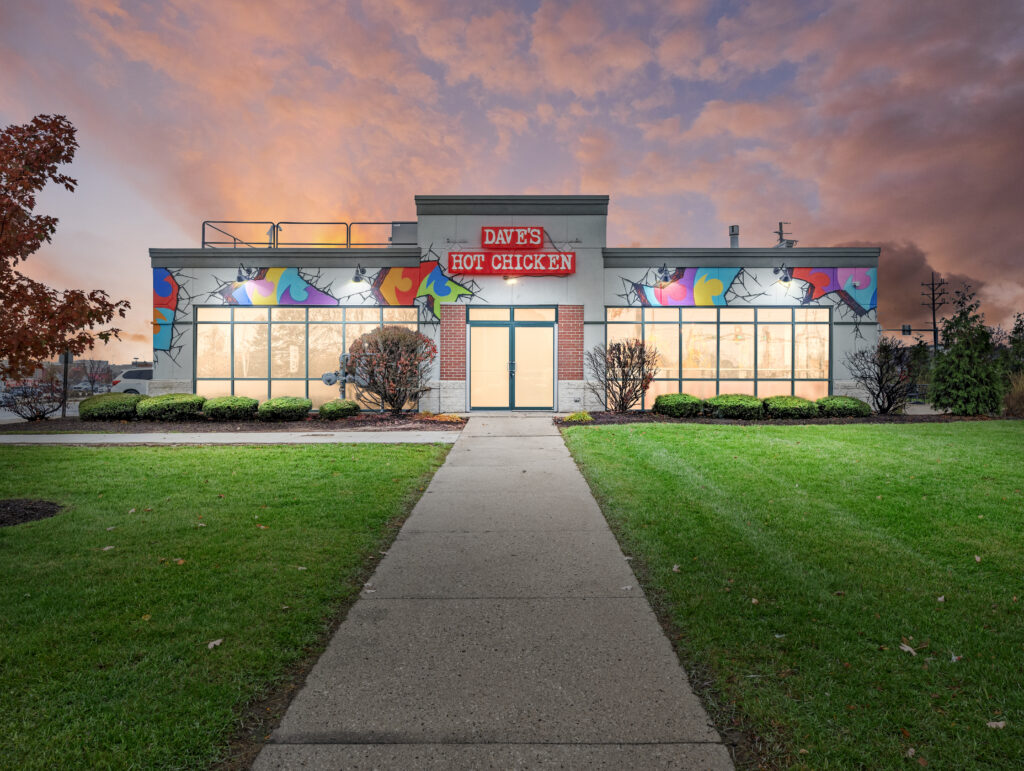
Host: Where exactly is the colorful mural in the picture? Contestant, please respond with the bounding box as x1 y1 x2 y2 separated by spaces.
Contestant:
790 267 877 315
153 268 180 351
218 267 338 305
371 260 474 318
626 266 877 316
631 267 740 306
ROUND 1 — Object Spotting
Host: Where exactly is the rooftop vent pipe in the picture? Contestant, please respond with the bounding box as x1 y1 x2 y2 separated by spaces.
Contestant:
728 225 739 248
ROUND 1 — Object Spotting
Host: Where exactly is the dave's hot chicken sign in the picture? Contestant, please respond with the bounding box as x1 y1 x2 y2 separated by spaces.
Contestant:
448 226 576 276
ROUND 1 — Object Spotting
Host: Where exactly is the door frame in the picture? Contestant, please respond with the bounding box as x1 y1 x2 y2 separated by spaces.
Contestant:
467 306 558 411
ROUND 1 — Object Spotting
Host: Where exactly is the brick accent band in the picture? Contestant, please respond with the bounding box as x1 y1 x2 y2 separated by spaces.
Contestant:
557 305 584 381
440 305 467 380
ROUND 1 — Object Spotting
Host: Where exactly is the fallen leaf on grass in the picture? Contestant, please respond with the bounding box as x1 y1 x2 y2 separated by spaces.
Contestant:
256 524 269 530
798 749 808 755
141 614 151 621
901 728 911 738
975 555 981 563
937 596 945 602
751 598 759 604
899 643 917 656
296 566 307 571
106 526 116 531
672 564 680 573
101 546 115 551
918 757 928 767
950 652 963 662
905 747 915 758
174 558 185 565
128 508 136 514
834 590 846 597
207 639 223 650
987 721 1006 729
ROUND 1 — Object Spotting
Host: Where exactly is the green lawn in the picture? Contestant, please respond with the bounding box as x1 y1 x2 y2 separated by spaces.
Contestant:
0 444 448 769
564 422 1024 769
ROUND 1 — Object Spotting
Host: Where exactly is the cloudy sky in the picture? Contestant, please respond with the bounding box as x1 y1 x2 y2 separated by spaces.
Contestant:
3 0 1023 362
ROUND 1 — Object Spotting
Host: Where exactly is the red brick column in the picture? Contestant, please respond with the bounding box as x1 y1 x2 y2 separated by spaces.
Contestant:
557 305 584 380
440 305 467 380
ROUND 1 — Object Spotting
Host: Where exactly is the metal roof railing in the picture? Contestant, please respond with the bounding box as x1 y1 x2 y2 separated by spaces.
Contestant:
201 221 417 249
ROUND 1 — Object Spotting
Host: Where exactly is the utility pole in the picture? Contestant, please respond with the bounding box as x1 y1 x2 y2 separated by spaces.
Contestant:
921 272 948 354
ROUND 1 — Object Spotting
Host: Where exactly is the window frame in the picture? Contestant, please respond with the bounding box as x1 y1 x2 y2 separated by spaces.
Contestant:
193 305 419 404
604 305 832 409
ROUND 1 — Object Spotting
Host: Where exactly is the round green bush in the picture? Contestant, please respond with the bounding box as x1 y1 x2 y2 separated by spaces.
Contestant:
763 395 818 419
652 393 703 418
79 393 146 421
816 395 871 418
136 393 207 421
318 399 360 420
562 410 594 423
703 393 764 420
257 396 312 422
203 395 258 421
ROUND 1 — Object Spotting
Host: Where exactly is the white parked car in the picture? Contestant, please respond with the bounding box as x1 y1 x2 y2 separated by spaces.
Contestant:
110 368 153 395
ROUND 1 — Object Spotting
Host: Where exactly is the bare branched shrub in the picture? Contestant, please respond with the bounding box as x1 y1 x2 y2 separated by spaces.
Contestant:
844 336 918 414
584 340 659 413
0 376 64 420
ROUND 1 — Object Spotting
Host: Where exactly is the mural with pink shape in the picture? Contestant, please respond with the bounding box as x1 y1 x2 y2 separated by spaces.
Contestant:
630 268 741 306
218 267 338 305
625 265 877 316
791 267 877 314
153 268 180 350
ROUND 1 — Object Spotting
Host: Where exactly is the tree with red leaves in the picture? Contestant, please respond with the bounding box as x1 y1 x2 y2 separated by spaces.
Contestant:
347 325 437 414
0 114 130 380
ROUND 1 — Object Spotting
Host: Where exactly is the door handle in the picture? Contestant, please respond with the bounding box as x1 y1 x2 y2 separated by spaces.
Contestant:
508 362 516 376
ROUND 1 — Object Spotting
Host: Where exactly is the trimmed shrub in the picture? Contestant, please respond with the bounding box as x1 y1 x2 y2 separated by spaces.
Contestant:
257 396 312 422
136 393 206 421
79 393 146 421
318 399 360 420
816 395 871 418
203 395 258 421
1003 372 1024 417
652 393 703 418
703 393 764 420
763 395 818 419
563 410 594 423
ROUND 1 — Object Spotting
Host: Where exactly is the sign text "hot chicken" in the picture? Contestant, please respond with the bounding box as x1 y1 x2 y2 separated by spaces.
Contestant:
448 251 576 276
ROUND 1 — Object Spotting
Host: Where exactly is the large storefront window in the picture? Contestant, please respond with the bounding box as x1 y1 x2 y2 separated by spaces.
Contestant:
195 306 417 407
605 306 830 409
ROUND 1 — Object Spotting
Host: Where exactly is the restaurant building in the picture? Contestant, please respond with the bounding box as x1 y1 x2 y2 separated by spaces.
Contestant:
150 195 879 411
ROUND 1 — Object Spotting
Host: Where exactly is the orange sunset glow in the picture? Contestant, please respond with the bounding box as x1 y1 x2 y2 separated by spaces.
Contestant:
3 0 1023 361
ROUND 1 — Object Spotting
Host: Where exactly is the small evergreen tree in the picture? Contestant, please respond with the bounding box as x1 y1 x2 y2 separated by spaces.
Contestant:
929 287 1004 415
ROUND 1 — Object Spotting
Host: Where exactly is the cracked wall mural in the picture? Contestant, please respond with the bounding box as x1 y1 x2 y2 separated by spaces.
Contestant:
622 266 877 317
215 267 338 305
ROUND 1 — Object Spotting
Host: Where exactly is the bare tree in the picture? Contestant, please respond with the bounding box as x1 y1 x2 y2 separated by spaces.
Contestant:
82 359 110 392
585 340 659 412
844 336 917 414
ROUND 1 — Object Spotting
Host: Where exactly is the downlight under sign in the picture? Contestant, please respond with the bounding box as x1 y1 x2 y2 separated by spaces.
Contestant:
448 227 576 276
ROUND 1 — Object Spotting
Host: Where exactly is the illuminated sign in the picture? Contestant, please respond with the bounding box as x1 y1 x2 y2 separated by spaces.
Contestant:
481 226 543 250
447 226 576 276
449 251 575 276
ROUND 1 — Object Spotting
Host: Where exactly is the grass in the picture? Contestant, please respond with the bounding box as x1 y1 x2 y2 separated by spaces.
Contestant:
563 422 1024 769
0 443 448 769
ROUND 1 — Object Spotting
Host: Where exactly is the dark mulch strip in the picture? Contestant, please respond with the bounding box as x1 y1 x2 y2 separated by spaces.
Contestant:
0 414 466 434
0 499 64 528
556 412 1016 427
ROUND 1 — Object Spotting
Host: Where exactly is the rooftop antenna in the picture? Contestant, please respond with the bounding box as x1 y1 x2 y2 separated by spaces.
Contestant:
773 221 798 248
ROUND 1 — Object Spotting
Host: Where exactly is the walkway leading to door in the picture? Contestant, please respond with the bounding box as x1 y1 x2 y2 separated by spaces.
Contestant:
254 415 732 770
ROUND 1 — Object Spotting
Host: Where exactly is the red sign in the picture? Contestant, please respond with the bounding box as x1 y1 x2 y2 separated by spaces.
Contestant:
481 226 543 250
449 251 576 276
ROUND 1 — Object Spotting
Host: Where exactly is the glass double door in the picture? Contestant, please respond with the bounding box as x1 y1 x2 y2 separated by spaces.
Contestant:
469 308 555 409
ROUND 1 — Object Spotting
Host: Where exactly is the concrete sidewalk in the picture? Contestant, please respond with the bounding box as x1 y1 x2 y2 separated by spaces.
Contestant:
0 430 459 445
254 415 732 769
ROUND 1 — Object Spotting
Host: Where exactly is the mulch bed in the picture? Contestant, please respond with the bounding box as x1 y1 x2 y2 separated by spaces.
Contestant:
555 412 1015 427
0 414 466 434
0 499 63 528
